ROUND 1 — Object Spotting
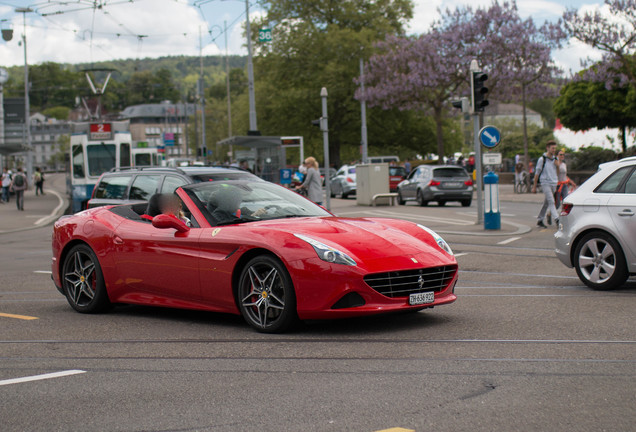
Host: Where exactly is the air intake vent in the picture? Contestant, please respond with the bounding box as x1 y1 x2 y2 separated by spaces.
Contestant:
364 265 457 298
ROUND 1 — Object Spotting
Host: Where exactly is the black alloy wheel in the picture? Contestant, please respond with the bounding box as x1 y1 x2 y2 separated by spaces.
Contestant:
62 244 111 313
237 255 298 333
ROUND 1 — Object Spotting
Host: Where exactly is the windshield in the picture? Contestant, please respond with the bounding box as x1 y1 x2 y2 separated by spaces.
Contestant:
87 144 116 177
433 168 467 178
183 180 332 226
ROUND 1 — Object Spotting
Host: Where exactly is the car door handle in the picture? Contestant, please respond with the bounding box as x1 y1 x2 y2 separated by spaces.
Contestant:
617 209 634 217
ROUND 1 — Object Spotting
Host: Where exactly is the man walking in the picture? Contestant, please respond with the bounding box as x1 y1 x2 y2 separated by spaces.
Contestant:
10 167 28 211
532 140 559 228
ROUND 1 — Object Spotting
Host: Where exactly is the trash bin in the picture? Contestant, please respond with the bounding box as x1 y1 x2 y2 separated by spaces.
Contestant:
484 171 500 230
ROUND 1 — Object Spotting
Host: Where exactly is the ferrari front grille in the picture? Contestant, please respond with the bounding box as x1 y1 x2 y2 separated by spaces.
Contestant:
364 265 457 298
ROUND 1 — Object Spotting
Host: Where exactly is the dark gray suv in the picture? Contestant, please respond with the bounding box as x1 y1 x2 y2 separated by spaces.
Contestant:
87 166 259 209
397 165 473 207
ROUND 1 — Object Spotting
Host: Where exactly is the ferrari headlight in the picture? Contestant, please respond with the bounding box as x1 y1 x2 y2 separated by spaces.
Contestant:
417 224 454 256
294 234 357 266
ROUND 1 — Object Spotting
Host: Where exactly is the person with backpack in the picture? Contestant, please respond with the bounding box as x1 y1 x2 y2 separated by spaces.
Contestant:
33 166 45 196
9 167 28 211
532 140 559 228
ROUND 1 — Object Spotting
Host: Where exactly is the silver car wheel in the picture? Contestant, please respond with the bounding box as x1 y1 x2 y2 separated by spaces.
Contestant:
577 238 616 284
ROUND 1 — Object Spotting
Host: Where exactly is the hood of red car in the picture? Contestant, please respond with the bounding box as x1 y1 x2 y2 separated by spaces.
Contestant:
253 216 450 263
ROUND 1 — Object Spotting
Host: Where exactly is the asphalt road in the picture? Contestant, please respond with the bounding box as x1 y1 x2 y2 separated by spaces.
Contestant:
1 198 634 432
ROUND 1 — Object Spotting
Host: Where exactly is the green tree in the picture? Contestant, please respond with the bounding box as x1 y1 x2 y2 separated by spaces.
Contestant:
251 0 413 167
554 79 636 152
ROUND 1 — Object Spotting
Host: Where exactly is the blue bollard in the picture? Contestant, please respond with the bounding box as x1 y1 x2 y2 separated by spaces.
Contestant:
484 172 501 230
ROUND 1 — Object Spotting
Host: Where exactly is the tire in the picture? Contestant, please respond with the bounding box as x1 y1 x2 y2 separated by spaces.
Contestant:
237 255 298 333
416 190 428 207
397 191 405 205
438 200 446 207
61 244 111 313
341 191 348 199
461 199 472 207
573 231 628 290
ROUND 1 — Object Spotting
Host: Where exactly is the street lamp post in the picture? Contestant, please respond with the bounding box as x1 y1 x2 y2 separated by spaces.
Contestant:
359 57 368 164
470 59 484 225
16 7 33 178
321 87 330 211
245 0 257 133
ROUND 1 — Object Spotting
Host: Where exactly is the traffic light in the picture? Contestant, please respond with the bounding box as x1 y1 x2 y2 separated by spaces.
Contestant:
451 97 470 113
472 72 489 112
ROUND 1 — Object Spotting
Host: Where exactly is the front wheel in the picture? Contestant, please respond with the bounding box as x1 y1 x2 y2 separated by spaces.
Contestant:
573 232 628 290
237 255 298 333
397 191 405 205
62 244 111 313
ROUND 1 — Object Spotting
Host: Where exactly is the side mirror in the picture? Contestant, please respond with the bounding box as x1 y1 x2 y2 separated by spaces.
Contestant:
152 214 190 233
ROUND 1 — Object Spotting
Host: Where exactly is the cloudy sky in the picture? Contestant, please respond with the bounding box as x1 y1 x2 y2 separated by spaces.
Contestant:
0 0 605 74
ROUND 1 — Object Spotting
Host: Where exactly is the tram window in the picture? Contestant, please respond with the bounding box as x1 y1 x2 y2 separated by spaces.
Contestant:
120 143 131 167
135 153 152 166
129 175 161 201
160 175 188 194
72 145 85 178
93 175 132 199
87 144 116 177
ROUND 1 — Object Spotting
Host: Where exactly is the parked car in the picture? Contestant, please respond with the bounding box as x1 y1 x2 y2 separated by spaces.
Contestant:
397 165 473 206
330 165 357 199
87 166 259 209
52 179 458 333
555 156 636 290
389 166 407 192
319 167 337 186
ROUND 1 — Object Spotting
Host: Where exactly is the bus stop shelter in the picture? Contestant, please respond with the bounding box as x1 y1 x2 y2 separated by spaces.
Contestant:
216 135 284 183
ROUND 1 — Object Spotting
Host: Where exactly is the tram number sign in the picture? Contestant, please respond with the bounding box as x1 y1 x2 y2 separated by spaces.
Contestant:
90 123 112 140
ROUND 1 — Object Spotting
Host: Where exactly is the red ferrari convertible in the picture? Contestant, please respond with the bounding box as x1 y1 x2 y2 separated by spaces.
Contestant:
52 180 458 332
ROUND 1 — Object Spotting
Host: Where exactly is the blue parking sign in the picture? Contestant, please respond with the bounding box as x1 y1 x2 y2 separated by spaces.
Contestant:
280 169 292 185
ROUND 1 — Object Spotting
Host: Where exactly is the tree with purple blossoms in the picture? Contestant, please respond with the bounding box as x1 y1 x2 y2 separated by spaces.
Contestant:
358 1 563 166
560 0 636 152
564 0 636 85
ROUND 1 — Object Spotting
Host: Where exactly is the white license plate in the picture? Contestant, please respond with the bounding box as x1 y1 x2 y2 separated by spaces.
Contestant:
444 182 462 188
409 291 435 305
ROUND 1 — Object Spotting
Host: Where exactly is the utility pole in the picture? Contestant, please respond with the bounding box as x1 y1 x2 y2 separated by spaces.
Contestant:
470 59 485 225
16 7 33 178
321 87 331 211
245 0 258 133
359 57 368 164
225 20 233 159
199 26 206 161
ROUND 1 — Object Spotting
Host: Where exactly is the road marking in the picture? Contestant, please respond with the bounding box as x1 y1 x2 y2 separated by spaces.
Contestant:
0 312 38 320
0 370 86 387
375 428 415 432
454 252 469 257
497 236 521 245
35 189 65 226
33 270 52 274
460 270 580 279
365 209 472 226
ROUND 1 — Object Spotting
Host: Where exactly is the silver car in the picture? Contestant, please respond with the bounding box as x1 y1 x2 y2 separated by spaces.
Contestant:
330 165 357 199
555 156 636 290
397 165 473 206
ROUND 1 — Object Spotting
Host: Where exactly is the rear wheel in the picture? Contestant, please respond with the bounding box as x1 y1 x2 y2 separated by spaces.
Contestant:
438 200 446 207
237 255 298 333
416 190 428 206
461 199 472 207
341 191 349 199
573 231 628 290
62 244 111 313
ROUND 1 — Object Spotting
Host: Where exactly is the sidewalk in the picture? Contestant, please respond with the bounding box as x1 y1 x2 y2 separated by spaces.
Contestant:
0 173 69 234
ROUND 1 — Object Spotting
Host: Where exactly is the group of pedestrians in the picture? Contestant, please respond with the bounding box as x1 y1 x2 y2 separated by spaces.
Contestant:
533 140 576 229
1 166 45 211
